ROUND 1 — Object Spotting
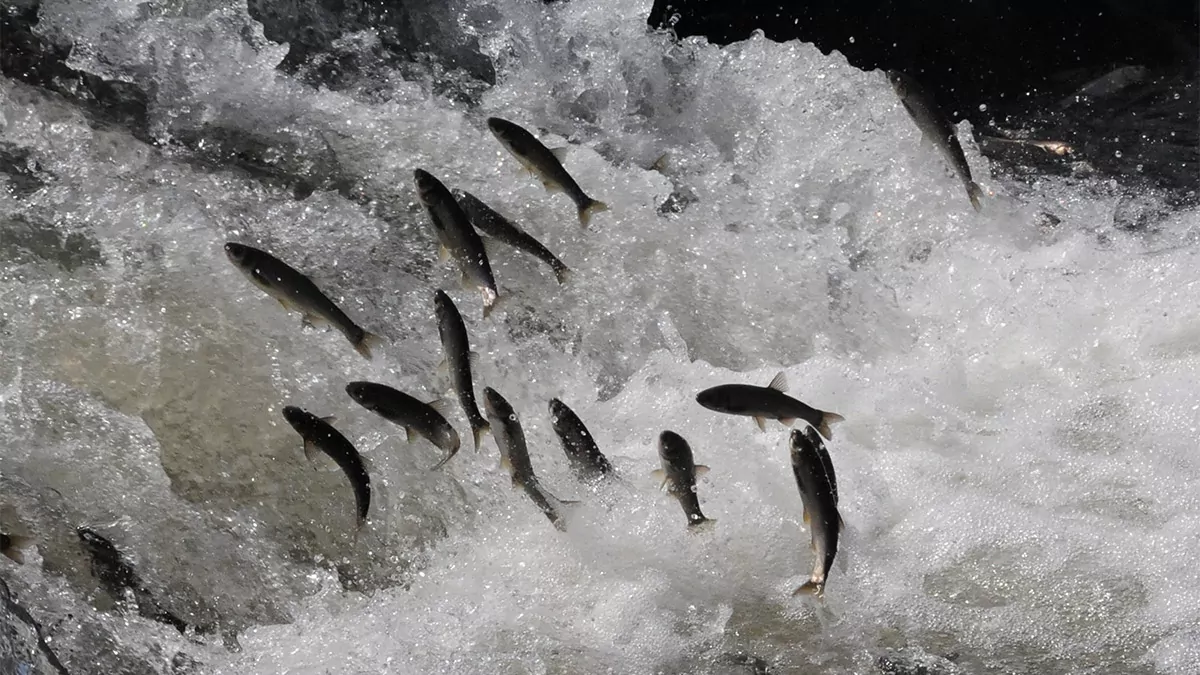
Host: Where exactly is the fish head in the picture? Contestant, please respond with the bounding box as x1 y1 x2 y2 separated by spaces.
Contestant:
413 169 444 207
223 242 254 268
695 386 732 412
548 398 568 421
345 382 374 409
486 117 518 141
433 289 455 322
482 387 511 420
886 70 914 98
657 430 691 464
281 405 311 431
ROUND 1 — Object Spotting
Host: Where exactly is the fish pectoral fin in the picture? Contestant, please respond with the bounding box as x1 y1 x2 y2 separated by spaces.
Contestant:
302 439 321 464
427 397 452 417
319 415 337 424
754 416 767 432
276 297 292 310
768 371 789 392
650 151 671 173
467 351 482 369
438 243 452 263
403 426 417 443
549 146 569 162
792 581 824 598
693 465 710 477
302 314 330 331
802 508 810 524
541 178 565 193
779 417 796 427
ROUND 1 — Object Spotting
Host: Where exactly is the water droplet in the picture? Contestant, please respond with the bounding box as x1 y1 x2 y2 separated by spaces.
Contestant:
978 104 988 112
1114 150 1123 158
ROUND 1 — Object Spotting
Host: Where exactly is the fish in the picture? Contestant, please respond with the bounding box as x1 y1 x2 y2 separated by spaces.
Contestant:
223 242 383 359
789 427 843 598
0 533 35 565
486 117 609 228
453 188 572 284
483 387 576 531
434 290 491 451
414 169 500 317
886 70 985 212
696 371 845 440
281 406 371 530
548 398 615 483
76 527 190 634
652 431 712 528
345 381 461 471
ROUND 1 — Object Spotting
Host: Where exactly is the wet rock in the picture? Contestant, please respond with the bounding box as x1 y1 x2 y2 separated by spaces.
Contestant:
0 213 105 273
877 647 967 675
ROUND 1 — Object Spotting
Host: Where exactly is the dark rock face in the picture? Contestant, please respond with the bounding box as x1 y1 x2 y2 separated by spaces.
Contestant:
244 0 496 102
648 0 1199 205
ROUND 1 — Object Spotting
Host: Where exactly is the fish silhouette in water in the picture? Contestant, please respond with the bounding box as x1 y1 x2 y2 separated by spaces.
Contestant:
76 527 190 635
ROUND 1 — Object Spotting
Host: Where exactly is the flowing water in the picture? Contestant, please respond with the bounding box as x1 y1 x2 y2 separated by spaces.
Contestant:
1 0 1198 673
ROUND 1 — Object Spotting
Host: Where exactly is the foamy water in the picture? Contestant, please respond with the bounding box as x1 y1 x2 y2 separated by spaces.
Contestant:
1 0 1198 673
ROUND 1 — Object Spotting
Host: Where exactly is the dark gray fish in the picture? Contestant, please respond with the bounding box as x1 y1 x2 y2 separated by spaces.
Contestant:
886 70 984 212
483 387 576 531
486 116 609 228
346 381 461 470
434 290 491 451
452 188 571 284
223 242 383 359
414 169 500 317
790 427 842 598
549 398 614 482
653 431 712 528
696 371 844 440
76 527 190 634
281 406 371 530
0 532 35 564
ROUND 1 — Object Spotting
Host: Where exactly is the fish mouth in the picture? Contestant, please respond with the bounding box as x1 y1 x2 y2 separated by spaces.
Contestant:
223 242 246 263
281 405 306 425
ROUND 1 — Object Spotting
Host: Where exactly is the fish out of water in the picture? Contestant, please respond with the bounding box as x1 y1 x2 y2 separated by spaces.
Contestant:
453 189 572 284
346 381 461 470
76 527 191 634
414 169 500 317
886 70 985 212
486 117 609 228
696 371 844 440
652 430 712 528
483 387 576 531
281 406 371 530
0 533 35 565
549 398 614 482
789 427 842 598
223 242 383 359
435 290 491 451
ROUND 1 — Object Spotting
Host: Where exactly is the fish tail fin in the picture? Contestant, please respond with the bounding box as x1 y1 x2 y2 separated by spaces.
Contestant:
792 580 825 598
967 181 984 212
578 199 609 229
1 535 35 564
429 449 458 471
552 261 572 285
355 331 385 360
687 516 716 531
818 412 846 440
472 420 491 452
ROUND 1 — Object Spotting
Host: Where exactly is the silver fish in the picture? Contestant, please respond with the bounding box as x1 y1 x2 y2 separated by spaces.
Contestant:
224 242 383 359
484 387 576 531
886 70 985 212
414 169 500 317
790 427 842 598
549 398 614 482
281 406 371 530
453 189 572 284
434 290 490 451
346 381 461 470
653 430 712 528
486 117 609 228
696 371 844 439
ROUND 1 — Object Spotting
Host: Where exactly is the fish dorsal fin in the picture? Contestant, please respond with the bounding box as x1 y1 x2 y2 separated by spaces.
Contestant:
319 416 337 424
768 371 788 392
549 147 569 162
650 468 667 490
